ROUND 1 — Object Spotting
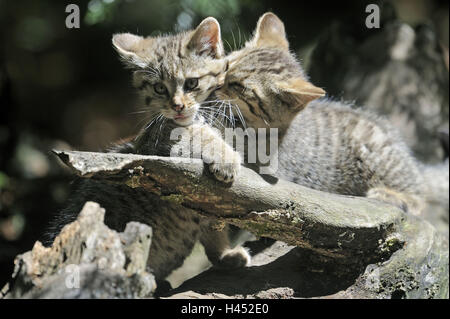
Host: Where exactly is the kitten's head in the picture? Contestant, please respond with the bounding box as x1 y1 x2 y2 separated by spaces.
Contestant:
216 13 325 129
113 17 226 126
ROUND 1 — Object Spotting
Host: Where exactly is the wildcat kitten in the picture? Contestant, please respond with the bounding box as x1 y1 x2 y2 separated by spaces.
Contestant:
215 12 448 215
111 17 240 182
47 18 249 284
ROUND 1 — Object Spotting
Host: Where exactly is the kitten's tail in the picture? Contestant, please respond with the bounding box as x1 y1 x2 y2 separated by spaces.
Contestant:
422 159 449 210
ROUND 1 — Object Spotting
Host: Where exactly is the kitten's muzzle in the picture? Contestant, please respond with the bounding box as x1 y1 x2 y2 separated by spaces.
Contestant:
171 103 185 113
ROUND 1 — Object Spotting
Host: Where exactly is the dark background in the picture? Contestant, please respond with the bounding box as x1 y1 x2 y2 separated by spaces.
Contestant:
0 0 448 288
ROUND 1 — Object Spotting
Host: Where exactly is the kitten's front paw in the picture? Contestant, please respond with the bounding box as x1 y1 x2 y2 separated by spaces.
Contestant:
367 187 424 215
208 151 241 183
218 246 251 269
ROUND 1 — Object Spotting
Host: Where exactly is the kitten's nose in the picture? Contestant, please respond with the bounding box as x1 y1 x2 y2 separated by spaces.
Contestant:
171 104 185 112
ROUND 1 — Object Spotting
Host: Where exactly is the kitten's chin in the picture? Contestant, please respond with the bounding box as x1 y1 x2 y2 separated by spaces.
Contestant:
173 116 194 126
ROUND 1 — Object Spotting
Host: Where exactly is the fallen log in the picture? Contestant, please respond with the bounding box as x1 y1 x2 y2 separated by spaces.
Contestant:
54 150 405 260
3 150 447 298
2 201 156 299
48 150 447 299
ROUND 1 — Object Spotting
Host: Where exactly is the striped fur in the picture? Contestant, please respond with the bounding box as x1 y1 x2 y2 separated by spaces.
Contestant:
215 12 448 215
47 18 249 283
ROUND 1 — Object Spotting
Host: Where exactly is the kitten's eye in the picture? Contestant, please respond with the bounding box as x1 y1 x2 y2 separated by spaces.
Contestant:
229 82 245 90
184 78 199 91
154 83 167 95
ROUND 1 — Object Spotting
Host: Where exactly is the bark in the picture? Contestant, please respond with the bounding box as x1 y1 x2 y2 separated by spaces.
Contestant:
54 150 404 261
2 150 447 298
48 151 449 298
2 201 156 299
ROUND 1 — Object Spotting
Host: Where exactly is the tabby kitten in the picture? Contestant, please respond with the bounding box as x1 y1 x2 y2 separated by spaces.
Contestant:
112 17 240 182
215 13 447 215
48 18 250 284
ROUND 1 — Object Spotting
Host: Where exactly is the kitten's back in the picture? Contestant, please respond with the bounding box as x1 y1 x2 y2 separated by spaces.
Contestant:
277 99 424 196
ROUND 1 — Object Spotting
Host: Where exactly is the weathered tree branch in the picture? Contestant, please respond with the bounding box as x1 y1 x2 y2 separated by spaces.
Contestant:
3 150 447 298
51 150 448 299
54 150 404 260
2 202 156 299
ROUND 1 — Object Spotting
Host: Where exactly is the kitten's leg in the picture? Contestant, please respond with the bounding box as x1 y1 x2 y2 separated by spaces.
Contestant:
200 220 251 269
189 124 241 183
366 187 425 215
154 279 173 297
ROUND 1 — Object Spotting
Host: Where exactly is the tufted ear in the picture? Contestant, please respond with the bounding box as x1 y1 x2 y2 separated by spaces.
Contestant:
251 12 289 50
278 78 326 109
112 33 149 68
187 17 224 58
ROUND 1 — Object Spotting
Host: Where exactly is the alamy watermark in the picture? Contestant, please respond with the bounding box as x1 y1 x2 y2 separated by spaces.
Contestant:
169 127 279 175
66 3 381 30
65 4 80 29
65 264 80 289
365 4 380 29
64 257 111 289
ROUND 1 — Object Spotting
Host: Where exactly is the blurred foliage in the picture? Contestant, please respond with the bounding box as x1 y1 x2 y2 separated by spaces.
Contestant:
85 0 119 25
0 172 8 190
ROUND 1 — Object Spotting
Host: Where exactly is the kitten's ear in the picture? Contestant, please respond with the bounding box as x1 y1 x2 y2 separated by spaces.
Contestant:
112 33 148 67
279 78 326 109
187 17 224 58
252 12 289 50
